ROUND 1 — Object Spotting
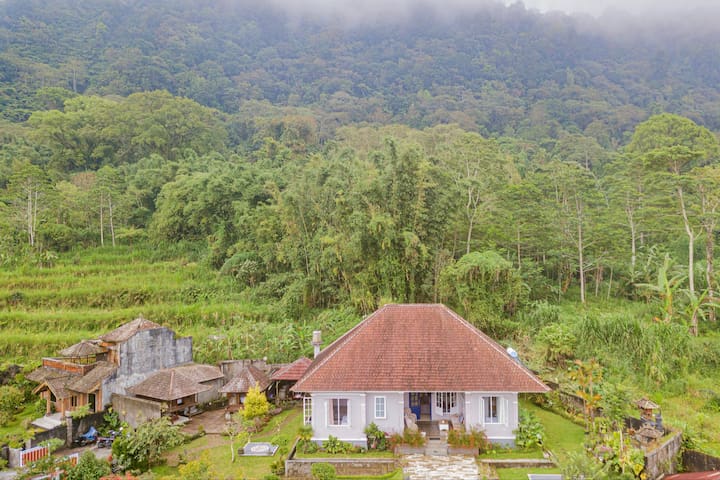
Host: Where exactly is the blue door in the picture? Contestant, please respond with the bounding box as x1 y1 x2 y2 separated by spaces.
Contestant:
409 393 421 419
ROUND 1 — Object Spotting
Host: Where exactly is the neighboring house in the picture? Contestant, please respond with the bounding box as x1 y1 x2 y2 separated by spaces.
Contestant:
27 316 203 423
219 365 271 412
270 357 312 401
126 369 211 416
292 304 549 447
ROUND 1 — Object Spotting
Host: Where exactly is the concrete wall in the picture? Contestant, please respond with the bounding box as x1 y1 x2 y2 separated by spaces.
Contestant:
112 394 162 429
644 431 682 480
103 328 193 408
311 393 368 446
465 392 518 446
683 450 720 472
198 378 224 405
364 392 404 434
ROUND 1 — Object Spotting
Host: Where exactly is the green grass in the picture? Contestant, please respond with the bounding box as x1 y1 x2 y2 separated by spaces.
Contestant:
155 408 303 479
496 467 562 480
0 403 41 439
479 449 545 459
520 400 586 461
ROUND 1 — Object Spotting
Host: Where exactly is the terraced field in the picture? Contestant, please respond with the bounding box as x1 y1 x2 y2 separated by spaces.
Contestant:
0 245 316 364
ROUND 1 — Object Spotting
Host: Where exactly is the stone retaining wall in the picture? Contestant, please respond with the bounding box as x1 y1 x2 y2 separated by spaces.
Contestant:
644 431 682 480
285 458 398 479
683 450 720 472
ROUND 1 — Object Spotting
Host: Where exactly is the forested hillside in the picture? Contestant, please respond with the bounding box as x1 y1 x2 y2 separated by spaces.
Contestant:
2 0 720 455
2 0 720 141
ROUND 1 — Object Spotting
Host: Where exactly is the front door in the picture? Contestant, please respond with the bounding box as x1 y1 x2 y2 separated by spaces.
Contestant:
419 393 431 420
88 393 96 413
409 393 432 420
409 393 421 419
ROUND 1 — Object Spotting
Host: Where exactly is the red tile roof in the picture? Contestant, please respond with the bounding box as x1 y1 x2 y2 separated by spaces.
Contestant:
293 304 549 393
665 473 720 480
271 357 312 381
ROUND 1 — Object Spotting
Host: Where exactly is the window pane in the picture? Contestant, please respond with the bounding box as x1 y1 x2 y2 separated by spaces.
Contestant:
484 396 499 423
375 397 385 418
331 398 349 425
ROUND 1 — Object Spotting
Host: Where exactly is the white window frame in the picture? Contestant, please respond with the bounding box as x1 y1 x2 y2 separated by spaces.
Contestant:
435 392 457 415
374 396 386 419
483 396 501 424
329 398 350 427
303 397 312 425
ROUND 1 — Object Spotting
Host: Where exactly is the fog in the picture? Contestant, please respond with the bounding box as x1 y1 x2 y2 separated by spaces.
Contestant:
257 0 720 24
509 0 717 17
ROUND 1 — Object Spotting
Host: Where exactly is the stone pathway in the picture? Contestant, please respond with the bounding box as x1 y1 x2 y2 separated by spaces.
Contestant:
403 454 481 479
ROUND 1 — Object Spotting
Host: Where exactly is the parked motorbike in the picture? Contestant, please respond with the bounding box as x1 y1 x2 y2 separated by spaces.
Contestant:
97 430 119 448
73 426 98 447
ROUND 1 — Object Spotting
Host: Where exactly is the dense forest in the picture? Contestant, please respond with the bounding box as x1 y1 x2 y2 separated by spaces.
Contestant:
2 0 720 456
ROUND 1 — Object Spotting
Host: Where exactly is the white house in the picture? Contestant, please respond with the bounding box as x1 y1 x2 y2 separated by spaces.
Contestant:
292 304 549 447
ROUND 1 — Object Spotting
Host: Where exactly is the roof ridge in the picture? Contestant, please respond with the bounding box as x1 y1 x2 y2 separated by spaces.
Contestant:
445 305 548 391
296 304 388 389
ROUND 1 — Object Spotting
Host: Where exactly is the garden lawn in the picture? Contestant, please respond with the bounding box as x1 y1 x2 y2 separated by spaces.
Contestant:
497 467 562 480
154 408 303 480
0 404 41 439
520 400 585 461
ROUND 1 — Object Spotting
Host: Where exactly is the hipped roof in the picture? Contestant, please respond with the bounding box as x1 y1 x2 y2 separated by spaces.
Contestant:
220 365 270 393
128 370 210 401
59 340 107 357
171 363 224 383
271 357 312 382
293 304 550 393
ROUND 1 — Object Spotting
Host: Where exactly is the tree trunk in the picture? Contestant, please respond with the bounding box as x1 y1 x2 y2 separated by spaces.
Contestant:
677 186 694 295
27 189 34 246
706 224 716 322
108 196 116 247
576 196 586 304
99 194 104 247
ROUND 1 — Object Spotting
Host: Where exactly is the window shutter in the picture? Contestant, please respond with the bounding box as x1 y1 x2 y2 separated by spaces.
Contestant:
500 398 508 425
479 397 485 426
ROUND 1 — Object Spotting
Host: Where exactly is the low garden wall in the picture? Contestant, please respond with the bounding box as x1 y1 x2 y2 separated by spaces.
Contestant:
643 431 682 480
285 458 398 479
683 450 720 472
285 440 398 479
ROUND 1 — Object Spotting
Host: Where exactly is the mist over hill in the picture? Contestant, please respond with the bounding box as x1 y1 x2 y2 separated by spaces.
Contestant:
1 0 719 142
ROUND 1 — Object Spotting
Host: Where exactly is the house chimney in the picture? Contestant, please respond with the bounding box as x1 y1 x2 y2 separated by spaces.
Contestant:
312 330 322 358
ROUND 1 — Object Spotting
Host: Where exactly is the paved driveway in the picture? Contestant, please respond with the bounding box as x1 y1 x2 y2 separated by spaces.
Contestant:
180 409 230 435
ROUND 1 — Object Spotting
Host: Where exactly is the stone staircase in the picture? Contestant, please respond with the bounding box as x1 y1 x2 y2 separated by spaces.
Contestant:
425 438 448 456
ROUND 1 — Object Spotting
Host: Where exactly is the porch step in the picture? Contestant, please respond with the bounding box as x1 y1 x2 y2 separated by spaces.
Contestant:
425 439 448 456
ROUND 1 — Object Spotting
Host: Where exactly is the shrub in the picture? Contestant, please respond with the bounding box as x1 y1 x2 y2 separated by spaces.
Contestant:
269 456 285 476
243 385 270 421
446 427 489 451
389 429 427 449
364 422 388 451
514 411 545 449
297 424 316 453
537 323 576 365
311 462 337 480
322 435 353 454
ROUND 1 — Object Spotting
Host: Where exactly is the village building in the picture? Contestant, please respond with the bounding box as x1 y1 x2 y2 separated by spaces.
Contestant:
219 364 271 412
27 316 220 428
292 304 549 447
